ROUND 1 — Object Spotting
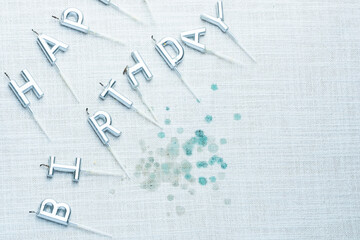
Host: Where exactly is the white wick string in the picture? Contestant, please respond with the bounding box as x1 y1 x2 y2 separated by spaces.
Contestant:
135 88 158 122
106 144 131 179
82 169 125 179
132 105 163 130
206 49 242 66
173 67 201 103
143 0 154 23
54 63 80 103
109 2 145 25
69 221 112 238
27 107 51 142
226 30 256 63
88 29 126 46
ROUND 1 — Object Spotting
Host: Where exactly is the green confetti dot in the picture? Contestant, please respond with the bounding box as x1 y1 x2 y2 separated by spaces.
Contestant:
161 163 171 174
198 177 207 186
208 143 219 153
211 84 218 91
224 199 232 205
166 106 170 111
184 173 192 180
220 138 227 144
196 161 208 168
177 127 184 134
164 119 171 125
158 132 165 138
234 113 241 121
195 130 204 137
212 183 219 190
205 115 213 123
209 155 223 165
209 176 216 183
221 162 228 169
181 160 192 173
167 194 174 201
176 206 185 216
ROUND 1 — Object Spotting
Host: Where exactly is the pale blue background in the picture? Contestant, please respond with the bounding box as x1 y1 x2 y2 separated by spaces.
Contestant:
0 0 359 239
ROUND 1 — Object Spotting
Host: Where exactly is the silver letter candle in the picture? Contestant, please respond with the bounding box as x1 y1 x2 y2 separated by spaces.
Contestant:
87 110 130 178
88 111 121 145
5 71 50 141
181 28 241 65
37 199 71 225
47 156 81 182
99 79 162 129
125 51 158 122
35 199 112 237
126 51 153 89
57 7 125 46
42 156 125 181
35 31 80 102
155 37 200 102
37 34 69 66
60 8 89 33
201 1 256 62
8 69 44 108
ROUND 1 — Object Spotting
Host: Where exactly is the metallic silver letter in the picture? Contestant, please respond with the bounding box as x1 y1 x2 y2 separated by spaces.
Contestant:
8 69 44 108
88 111 121 145
37 34 69 65
200 1 229 32
99 79 133 108
60 8 89 33
37 199 71 226
48 156 81 182
98 0 111 5
181 28 207 53
155 37 184 70
126 51 153 89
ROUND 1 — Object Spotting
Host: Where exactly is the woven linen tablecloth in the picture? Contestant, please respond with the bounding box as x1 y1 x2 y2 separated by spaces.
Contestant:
0 0 359 239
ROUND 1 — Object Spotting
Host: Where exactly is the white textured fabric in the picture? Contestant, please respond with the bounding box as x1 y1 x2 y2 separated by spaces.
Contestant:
0 0 360 239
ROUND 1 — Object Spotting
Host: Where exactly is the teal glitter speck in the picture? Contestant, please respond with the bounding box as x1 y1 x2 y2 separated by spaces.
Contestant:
181 160 192 174
158 132 165 138
234 113 241 120
198 177 207 186
211 84 218 91
220 138 227 144
177 127 184 134
182 130 208 156
221 163 228 169
165 119 171 125
196 161 208 168
166 106 170 111
166 137 179 158
208 143 219 153
161 163 171 174
209 176 216 183
205 115 213 123
184 173 192 180
209 155 222 165
195 130 208 146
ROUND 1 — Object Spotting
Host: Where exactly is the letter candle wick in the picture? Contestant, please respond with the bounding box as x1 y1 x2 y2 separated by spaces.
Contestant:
4 71 51 141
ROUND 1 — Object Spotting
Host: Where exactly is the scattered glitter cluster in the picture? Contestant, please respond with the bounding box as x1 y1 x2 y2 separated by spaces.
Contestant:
134 110 241 215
